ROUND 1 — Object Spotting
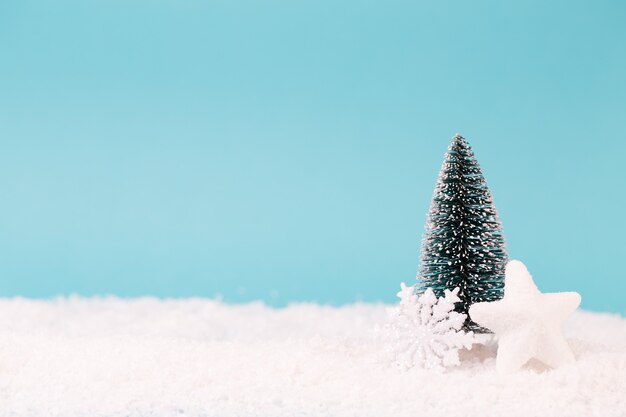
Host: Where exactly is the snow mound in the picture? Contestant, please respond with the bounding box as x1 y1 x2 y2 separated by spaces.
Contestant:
0 297 625 417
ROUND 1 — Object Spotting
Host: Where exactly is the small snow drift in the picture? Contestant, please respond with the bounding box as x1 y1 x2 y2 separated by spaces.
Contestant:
0 297 624 417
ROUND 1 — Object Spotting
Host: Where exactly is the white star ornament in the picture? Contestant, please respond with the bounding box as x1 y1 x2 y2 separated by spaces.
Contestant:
469 260 581 374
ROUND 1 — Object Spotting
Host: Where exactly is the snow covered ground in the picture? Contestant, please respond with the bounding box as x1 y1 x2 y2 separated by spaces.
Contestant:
0 297 624 417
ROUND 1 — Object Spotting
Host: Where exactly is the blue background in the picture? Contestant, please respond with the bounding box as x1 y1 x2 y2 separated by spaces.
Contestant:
1 0 624 313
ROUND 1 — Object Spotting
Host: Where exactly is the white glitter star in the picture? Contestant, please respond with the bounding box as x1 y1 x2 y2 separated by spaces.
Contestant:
469 260 581 373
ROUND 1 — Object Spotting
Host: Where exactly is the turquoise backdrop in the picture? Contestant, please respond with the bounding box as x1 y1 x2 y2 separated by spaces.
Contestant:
1 0 625 313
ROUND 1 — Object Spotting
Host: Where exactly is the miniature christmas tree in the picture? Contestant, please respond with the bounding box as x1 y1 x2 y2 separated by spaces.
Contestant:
417 134 507 331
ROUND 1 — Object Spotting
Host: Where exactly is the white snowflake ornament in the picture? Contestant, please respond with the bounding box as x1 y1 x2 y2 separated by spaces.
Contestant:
469 260 581 374
387 283 480 370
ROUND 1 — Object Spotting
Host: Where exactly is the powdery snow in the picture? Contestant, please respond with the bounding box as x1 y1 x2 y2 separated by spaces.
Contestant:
0 297 625 417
